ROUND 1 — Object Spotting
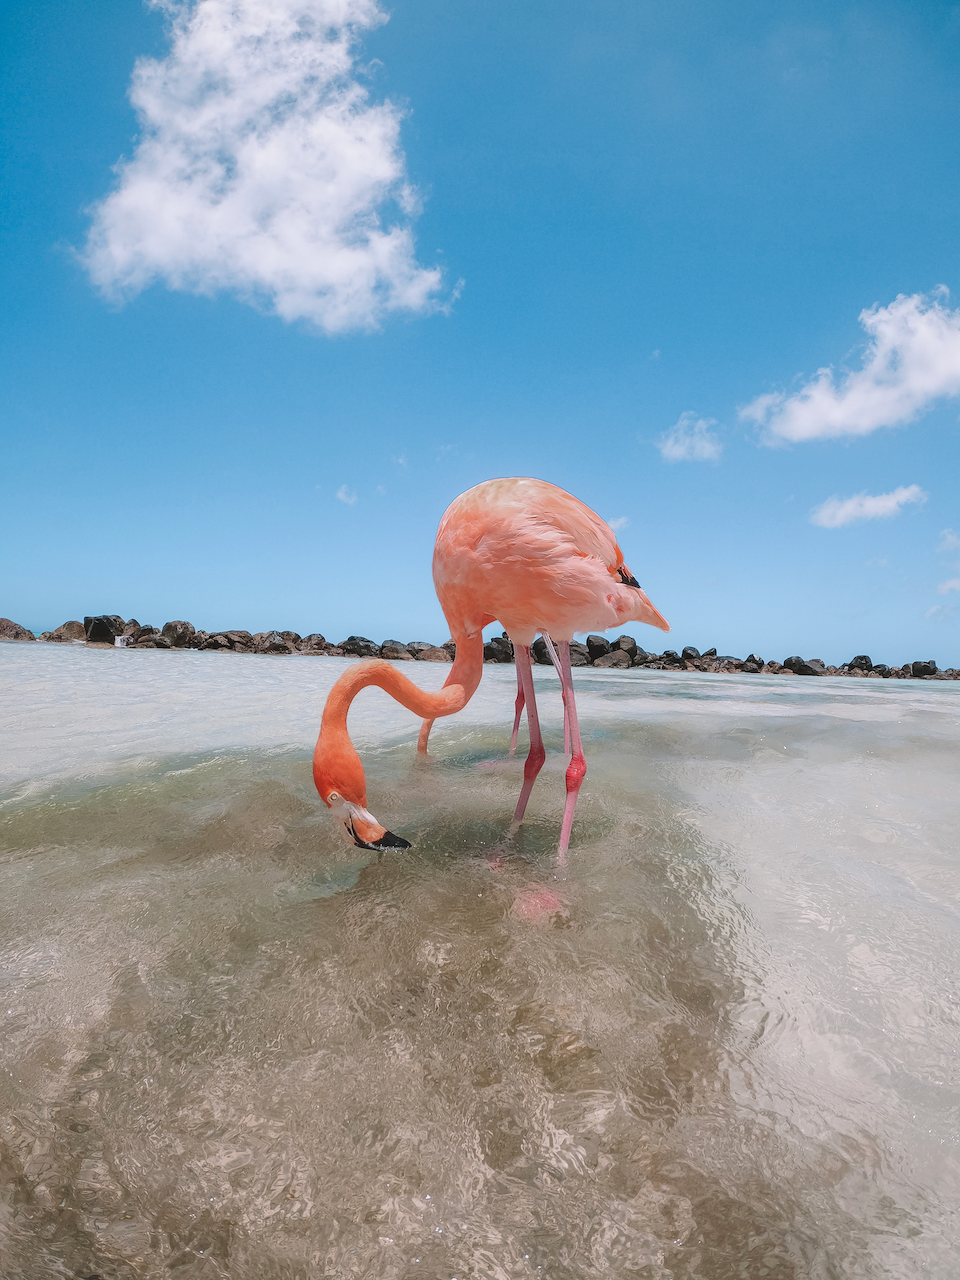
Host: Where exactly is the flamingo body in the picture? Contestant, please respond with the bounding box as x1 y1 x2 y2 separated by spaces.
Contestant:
433 478 668 644
313 477 669 855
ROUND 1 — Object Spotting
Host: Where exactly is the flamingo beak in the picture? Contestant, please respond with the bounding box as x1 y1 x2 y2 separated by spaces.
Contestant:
348 814 412 851
326 794 412 851
635 588 670 633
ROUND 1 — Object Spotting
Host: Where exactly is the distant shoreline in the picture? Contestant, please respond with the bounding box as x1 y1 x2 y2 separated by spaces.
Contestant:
2 615 957 680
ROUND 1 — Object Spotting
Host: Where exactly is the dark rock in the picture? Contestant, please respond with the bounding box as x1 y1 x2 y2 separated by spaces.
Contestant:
381 640 415 660
134 634 173 649
569 641 591 666
532 636 553 665
911 659 938 678
84 615 124 643
661 650 682 664
847 654 873 672
701 648 717 658
594 648 631 668
339 636 381 658
484 635 514 663
612 635 638 659
872 664 891 677
741 661 761 673
681 645 700 661
254 630 295 655
280 631 302 648
783 655 825 677
762 661 784 674
632 648 654 664
222 630 254 652
200 633 233 651
586 634 611 662
190 630 209 648
0 618 35 641
162 620 196 648
745 654 764 667
416 645 452 662
299 633 328 653
406 641 435 657
122 619 141 636
324 645 345 657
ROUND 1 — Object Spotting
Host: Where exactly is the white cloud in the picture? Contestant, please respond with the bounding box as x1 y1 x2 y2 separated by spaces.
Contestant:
809 484 927 529
741 290 960 442
939 528 960 553
336 484 357 504
937 578 960 594
926 604 956 620
608 516 630 531
657 412 722 462
83 0 443 332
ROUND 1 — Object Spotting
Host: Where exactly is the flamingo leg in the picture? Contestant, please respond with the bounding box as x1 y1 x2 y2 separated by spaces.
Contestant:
510 644 546 829
542 632 570 754
555 640 586 861
509 661 525 755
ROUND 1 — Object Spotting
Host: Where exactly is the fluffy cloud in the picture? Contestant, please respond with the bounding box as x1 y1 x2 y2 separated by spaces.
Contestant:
336 484 357 504
657 413 722 462
741 291 960 442
937 578 960 594
83 0 442 332
809 484 927 529
939 529 960 553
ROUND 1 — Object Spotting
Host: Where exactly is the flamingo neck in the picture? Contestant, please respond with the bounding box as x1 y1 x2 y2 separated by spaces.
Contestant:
313 634 484 806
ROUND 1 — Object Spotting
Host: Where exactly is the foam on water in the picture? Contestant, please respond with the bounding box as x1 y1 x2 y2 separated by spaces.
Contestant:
2 642 960 1278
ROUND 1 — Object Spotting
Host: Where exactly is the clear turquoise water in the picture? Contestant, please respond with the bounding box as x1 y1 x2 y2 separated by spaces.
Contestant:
2 642 960 1279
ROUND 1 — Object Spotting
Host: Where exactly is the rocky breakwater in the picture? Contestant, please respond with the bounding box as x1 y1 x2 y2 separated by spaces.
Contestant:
3 616 958 678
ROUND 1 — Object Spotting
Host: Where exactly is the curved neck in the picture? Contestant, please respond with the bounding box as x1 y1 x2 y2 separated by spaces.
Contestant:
313 634 484 806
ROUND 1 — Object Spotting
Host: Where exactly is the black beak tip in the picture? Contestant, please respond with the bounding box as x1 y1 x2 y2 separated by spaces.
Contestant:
354 829 412 851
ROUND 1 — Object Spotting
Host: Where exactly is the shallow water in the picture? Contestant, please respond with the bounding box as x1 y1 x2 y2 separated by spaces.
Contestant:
2 643 960 1279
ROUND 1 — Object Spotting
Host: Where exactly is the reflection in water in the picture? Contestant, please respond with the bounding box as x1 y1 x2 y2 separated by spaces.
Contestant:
1 651 959 1277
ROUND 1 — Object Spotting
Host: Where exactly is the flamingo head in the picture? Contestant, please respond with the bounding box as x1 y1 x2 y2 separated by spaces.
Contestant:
313 749 411 850
323 791 412 852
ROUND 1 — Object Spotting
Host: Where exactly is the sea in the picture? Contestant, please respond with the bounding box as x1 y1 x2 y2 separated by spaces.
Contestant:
2 641 960 1279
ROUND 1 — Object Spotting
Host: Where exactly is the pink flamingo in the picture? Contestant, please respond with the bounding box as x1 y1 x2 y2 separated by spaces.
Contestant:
313 477 670 856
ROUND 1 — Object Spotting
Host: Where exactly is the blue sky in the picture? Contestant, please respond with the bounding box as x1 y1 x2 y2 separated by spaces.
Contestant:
3 0 960 665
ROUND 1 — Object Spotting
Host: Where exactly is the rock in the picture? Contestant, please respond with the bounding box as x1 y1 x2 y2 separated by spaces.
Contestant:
122 619 141 636
84 615 125 643
200 633 233 650
43 620 86 643
761 661 784 674
133 634 173 649
911 659 938 678
442 640 457 658
847 654 872 672
381 640 415 660
299 633 327 653
741 660 761 673
783 655 824 677
594 648 631 668
190 630 209 648
871 664 890 677
633 648 655 664
254 631 295 655
406 641 435 657
280 631 302 648
339 636 381 658
745 654 764 668
222 630 254 652
681 645 701 661
701 648 717 658
661 650 682 665
324 645 346 656
585 634 611 661
162 620 196 648
416 645 452 662
0 618 35 641
569 641 591 666
484 635 514 663
612 635 638 659
532 636 553 665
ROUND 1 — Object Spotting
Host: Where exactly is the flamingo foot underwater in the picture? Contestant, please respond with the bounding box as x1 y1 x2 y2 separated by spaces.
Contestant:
312 477 669 858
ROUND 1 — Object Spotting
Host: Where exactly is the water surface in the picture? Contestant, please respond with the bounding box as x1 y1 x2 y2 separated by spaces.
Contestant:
2 643 960 1278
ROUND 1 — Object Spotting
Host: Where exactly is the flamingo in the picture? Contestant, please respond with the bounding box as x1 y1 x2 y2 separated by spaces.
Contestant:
312 477 670 857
